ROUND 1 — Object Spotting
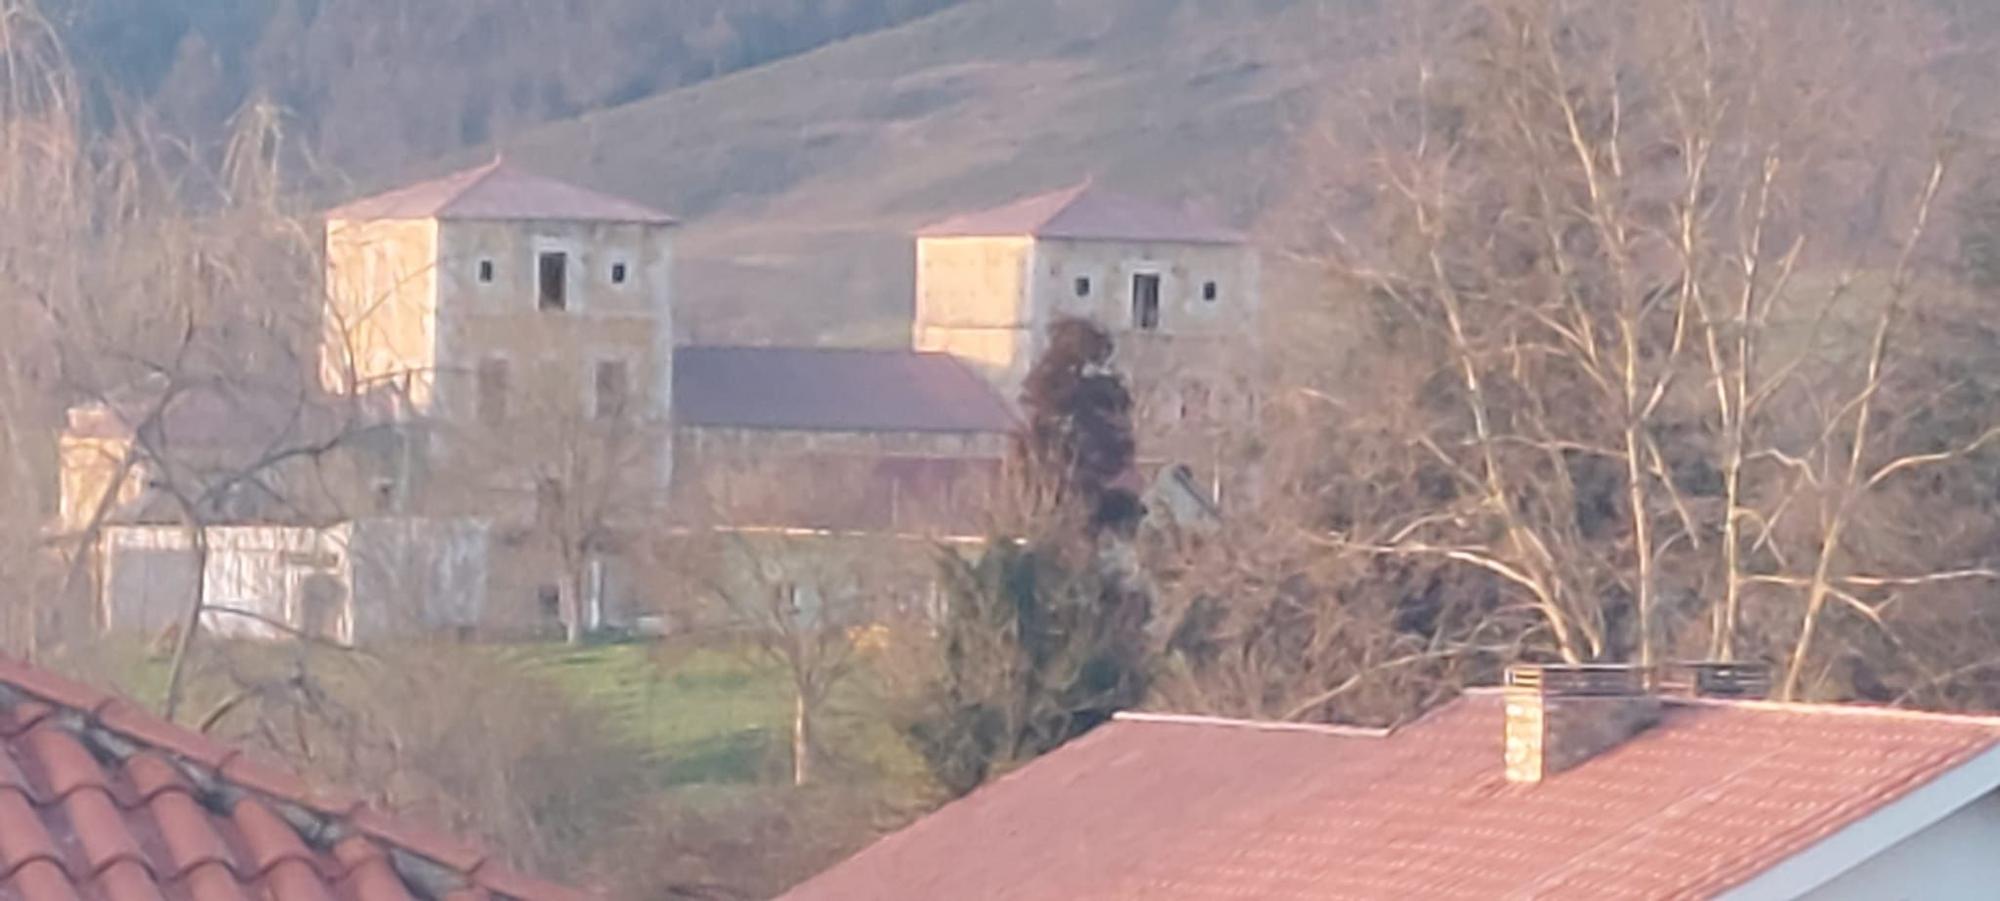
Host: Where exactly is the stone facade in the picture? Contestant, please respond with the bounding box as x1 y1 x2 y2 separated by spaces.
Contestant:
62 169 1255 643
1503 688 1663 783
914 196 1262 506
913 235 1038 393
674 425 1007 535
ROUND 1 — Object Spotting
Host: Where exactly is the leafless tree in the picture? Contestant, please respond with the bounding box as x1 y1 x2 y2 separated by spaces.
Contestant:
654 457 934 787
0 0 390 719
1233 0 2000 711
444 368 665 644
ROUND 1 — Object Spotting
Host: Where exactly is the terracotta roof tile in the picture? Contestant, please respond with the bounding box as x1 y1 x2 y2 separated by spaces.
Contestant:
5 857 81 901
917 182 1245 244
22 728 108 800
216 752 313 802
0 700 55 739
85 858 161 901
0 662 114 718
783 693 2000 900
0 654 590 901
326 159 676 225
92 704 230 772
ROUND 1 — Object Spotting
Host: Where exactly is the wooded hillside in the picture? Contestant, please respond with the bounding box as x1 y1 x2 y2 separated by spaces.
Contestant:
54 0 969 173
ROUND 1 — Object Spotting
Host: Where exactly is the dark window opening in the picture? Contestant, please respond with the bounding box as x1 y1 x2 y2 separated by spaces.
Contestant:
538 251 568 310
1181 381 1210 421
478 259 495 283
476 358 509 425
594 360 630 420
1203 280 1219 302
1075 276 1092 297
1132 273 1162 330
611 262 628 285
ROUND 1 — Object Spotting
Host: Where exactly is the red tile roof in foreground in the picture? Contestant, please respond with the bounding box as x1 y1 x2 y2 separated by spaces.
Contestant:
0 656 589 901
325 159 675 225
916 182 1245 244
782 691 2000 900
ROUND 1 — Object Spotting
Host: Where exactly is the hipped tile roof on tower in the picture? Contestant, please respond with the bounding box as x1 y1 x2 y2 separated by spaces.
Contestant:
916 182 1243 244
325 159 675 225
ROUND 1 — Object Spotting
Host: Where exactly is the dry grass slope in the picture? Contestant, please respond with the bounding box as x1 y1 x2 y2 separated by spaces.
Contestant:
397 0 1367 346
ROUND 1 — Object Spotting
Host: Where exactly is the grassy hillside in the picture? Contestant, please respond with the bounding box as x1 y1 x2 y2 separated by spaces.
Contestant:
319 0 2000 347
401 0 1368 345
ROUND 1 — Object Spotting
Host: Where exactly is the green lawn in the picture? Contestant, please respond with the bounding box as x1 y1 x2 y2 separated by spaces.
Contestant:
64 637 930 799
506 643 793 784
505 641 932 796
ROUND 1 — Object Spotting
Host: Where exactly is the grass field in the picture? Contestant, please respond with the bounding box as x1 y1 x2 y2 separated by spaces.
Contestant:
61 637 931 801
508 642 930 795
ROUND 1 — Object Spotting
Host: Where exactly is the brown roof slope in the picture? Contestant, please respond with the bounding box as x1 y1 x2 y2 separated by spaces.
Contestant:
673 346 1017 434
326 159 676 224
781 693 2000 901
0 656 590 901
917 182 1244 244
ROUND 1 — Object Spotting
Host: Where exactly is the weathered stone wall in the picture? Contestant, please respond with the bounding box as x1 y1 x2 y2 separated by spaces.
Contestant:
674 425 1008 534
323 218 442 405
913 236 1037 395
1032 238 1261 502
1504 690 1663 783
915 232 1261 500
432 219 675 426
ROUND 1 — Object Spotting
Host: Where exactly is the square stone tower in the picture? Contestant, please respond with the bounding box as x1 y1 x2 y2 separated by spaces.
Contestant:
914 182 1260 505
322 159 679 504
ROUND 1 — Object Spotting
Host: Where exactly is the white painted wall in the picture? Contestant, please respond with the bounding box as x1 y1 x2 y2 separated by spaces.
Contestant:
347 516 491 639
100 518 494 645
1723 743 2000 901
1797 791 2000 900
102 525 352 642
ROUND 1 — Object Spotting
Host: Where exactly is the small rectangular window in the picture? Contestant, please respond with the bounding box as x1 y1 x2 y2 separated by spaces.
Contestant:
538 251 568 310
611 262 628 285
1180 381 1210 421
1203 280 1219 302
1075 276 1092 297
1132 273 1162 330
594 360 630 420
478 259 495 283
476 358 509 425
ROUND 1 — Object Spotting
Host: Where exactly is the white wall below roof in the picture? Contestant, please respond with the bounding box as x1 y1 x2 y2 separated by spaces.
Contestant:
1792 790 2000 901
1720 740 2000 900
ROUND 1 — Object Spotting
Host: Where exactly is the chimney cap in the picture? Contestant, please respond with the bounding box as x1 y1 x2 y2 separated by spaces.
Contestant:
1660 661 1772 699
1506 664 1648 697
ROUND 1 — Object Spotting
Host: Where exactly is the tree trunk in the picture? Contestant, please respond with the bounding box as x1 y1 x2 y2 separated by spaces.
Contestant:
162 528 210 720
791 689 812 787
563 564 586 645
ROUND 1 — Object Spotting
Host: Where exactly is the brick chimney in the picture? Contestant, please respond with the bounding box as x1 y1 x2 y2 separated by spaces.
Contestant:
1503 664 1661 784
